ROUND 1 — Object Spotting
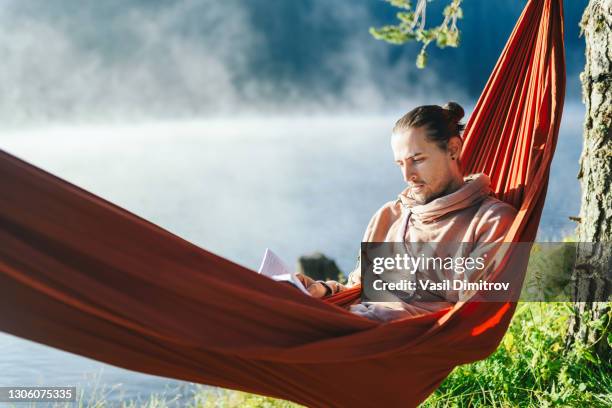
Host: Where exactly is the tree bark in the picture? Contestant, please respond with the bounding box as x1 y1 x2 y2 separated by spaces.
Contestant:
565 0 612 360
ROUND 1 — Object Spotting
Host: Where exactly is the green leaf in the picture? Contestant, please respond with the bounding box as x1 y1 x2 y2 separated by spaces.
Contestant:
416 50 427 69
436 30 448 48
397 11 416 24
387 0 412 10
447 30 460 47
503 332 515 351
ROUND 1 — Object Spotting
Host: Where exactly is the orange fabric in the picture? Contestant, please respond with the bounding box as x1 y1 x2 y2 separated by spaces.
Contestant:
0 0 565 407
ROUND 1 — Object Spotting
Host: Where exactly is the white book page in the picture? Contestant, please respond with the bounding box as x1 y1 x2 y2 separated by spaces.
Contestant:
258 248 310 296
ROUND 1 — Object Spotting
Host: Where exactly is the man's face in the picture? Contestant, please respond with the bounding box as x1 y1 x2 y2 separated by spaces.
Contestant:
391 126 458 205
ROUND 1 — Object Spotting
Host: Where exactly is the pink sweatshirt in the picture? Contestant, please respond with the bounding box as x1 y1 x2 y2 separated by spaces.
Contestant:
347 173 517 322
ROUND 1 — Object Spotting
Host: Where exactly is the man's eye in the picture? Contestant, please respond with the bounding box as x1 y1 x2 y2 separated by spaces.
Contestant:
414 158 423 163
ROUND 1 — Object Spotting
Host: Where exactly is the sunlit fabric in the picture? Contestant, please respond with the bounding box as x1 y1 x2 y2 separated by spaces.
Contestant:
0 0 565 406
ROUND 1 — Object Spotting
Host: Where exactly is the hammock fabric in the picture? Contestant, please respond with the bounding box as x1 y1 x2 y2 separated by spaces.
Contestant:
0 0 565 406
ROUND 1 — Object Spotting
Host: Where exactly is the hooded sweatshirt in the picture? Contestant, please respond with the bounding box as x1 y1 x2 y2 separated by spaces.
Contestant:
347 173 517 322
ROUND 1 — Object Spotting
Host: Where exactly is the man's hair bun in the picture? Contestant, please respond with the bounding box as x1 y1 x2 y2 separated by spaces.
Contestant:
443 101 465 124
393 101 466 150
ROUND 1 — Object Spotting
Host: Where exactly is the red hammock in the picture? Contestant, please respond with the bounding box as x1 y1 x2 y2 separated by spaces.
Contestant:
0 0 564 406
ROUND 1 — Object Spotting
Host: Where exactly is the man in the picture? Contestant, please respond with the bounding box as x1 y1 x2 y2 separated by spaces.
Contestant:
298 103 517 322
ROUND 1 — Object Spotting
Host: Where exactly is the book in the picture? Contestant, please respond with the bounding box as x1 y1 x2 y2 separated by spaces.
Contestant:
258 248 310 296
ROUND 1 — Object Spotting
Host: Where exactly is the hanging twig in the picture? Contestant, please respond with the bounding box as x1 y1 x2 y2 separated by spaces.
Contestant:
369 0 463 69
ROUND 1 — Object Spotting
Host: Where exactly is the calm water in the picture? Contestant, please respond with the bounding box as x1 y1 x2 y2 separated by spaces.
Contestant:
0 107 584 404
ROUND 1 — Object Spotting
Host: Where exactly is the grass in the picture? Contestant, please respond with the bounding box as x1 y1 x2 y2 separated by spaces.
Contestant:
420 302 611 407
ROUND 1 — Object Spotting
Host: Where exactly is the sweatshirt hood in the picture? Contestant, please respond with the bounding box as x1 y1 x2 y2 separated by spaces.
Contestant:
397 173 491 223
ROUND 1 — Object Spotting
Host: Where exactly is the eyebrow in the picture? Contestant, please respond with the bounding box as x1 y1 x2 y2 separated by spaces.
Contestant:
396 153 423 161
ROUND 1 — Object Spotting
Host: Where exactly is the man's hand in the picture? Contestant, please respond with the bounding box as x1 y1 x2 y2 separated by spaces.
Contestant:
295 273 346 298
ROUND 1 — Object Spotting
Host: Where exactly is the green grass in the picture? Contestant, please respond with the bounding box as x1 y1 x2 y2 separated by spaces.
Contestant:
421 302 611 408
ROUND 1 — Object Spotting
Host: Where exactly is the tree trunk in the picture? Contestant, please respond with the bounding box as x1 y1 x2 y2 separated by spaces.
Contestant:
565 0 612 360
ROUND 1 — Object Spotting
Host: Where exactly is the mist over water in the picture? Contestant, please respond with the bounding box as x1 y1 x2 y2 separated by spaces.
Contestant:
0 0 587 126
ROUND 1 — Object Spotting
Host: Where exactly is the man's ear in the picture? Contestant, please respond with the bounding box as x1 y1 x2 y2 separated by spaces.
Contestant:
448 135 463 159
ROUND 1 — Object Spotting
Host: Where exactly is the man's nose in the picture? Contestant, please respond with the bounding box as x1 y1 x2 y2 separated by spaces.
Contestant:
402 164 418 183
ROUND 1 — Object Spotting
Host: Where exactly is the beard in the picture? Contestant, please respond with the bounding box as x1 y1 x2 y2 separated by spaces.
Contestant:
417 178 461 205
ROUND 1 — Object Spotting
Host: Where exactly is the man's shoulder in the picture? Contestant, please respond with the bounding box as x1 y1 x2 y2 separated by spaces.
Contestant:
372 199 404 218
479 196 518 218
473 196 517 241
360 199 405 242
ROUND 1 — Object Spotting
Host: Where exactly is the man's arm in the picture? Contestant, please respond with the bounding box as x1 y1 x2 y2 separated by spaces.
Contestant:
346 204 391 288
346 250 361 287
295 273 345 298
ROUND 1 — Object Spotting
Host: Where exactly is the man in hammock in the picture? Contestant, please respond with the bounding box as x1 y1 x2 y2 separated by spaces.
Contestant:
298 102 517 321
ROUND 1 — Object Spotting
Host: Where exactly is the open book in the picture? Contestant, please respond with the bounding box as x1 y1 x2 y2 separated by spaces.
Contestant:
258 248 310 296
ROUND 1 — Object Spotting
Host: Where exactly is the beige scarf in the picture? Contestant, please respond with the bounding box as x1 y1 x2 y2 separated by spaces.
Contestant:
397 173 491 224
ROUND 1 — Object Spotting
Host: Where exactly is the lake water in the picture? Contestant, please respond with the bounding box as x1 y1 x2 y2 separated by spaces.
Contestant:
0 106 585 405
